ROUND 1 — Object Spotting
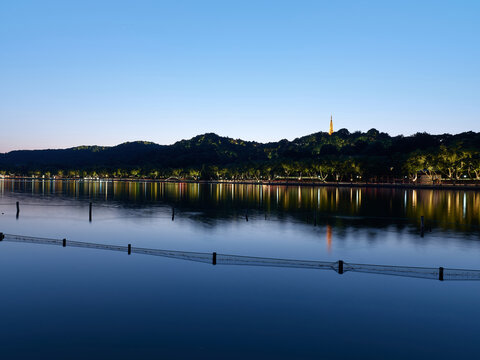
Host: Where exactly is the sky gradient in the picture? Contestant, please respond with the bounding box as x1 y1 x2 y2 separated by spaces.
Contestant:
1 0 479 152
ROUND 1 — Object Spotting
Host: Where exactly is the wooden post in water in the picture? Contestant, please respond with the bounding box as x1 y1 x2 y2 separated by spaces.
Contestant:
128 244 131 255
16 201 20 218
212 252 217 265
338 260 344 274
245 210 248 222
0 232 4 241
172 207 175 221
89 202 92 222
314 209 317 227
420 216 425 237
62 238 66 247
439 267 444 281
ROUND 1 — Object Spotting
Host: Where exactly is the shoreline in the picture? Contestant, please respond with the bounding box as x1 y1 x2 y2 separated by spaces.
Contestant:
2 177 480 191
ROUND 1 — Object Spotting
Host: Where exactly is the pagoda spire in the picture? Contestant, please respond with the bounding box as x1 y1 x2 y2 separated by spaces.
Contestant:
329 115 334 135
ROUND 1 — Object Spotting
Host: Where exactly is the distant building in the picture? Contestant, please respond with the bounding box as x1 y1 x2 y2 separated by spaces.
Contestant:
329 115 334 135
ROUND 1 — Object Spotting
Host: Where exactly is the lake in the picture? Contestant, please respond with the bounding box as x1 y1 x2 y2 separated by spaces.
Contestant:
0 179 479 359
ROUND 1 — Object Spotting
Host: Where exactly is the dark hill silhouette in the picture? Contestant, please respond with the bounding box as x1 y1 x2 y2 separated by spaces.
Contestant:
1 130 480 181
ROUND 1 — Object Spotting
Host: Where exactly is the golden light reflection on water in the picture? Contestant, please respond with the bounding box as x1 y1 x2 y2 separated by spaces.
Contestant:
1 179 480 232
326 225 332 253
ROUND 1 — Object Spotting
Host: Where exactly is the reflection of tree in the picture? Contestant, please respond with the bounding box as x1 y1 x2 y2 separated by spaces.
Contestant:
5 180 479 234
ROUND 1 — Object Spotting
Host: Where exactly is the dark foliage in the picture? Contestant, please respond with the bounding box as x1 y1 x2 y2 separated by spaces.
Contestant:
1 130 480 181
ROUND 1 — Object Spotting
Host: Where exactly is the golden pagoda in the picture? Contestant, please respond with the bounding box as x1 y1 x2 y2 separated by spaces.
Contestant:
328 115 334 135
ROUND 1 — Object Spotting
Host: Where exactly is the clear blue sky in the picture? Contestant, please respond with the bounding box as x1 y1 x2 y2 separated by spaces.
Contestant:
1 0 479 152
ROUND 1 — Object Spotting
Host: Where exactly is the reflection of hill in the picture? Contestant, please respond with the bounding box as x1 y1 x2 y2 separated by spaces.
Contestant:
1 180 479 235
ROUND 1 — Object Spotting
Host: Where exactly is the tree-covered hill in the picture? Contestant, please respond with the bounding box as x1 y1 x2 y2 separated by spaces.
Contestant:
1 129 480 181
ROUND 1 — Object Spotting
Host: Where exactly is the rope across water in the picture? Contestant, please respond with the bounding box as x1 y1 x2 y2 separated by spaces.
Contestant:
1 233 479 281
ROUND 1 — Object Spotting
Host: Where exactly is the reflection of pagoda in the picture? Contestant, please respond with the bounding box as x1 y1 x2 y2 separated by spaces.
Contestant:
328 115 334 135
326 224 332 252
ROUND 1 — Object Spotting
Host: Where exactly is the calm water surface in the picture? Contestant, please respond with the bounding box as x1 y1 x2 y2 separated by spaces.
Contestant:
0 179 479 359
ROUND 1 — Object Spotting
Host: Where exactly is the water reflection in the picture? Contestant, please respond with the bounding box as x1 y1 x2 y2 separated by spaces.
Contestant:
326 224 332 252
2 180 480 360
1 179 480 234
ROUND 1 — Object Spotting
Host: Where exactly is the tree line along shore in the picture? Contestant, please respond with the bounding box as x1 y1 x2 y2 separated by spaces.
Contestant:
1 129 480 184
